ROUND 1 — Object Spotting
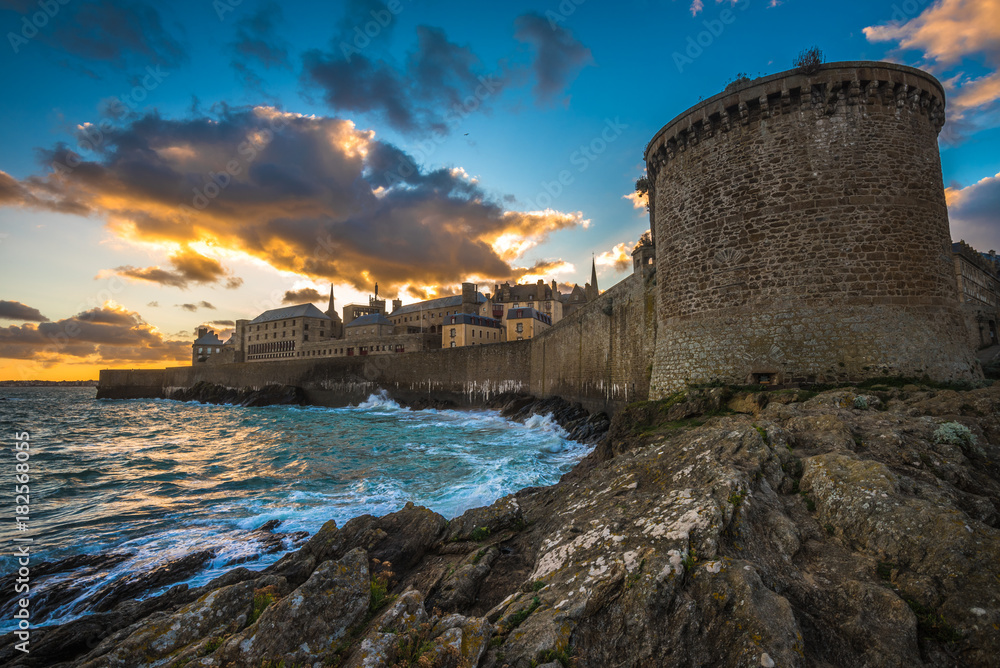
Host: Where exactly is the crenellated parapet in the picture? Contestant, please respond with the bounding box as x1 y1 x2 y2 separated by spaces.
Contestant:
644 62 946 184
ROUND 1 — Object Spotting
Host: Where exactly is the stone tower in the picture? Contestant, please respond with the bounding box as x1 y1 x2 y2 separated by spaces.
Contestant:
643 61 979 396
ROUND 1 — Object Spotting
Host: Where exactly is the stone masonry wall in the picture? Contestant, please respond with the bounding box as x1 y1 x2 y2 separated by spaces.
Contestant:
529 272 657 413
644 61 980 395
101 340 533 408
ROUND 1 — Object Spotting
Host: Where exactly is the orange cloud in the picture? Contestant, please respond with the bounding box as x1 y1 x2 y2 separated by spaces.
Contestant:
2 107 587 296
0 303 190 380
864 0 1000 134
623 191 648 210
945 170 1000 251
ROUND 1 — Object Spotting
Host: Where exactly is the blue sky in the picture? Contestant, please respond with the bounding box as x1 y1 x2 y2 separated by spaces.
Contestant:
0 0 998 379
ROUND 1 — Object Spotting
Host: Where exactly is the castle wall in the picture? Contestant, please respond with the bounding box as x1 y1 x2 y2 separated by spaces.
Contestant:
644 62 980 395
529 272 657 413
100 340 533 408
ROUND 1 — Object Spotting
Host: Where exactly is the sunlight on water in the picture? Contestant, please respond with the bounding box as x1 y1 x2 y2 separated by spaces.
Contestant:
0 387 591 631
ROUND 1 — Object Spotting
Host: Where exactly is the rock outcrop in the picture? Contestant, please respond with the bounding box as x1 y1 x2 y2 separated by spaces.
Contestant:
3 383 998 667
167 381 305 407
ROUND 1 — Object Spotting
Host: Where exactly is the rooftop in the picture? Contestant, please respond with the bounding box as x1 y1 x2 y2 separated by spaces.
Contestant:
390 292 486 316
194 331 224 345
447 313 503 327
346 312 394 328
249 303 331 324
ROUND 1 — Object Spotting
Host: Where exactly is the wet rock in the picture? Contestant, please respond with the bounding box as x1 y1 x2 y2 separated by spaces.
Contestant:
168 381 305 406
85 550 216 613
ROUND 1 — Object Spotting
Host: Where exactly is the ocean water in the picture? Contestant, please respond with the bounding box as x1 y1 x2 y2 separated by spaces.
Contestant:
0 387 591 632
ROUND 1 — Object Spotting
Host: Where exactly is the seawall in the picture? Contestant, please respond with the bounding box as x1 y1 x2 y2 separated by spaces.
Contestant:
98 275 655 416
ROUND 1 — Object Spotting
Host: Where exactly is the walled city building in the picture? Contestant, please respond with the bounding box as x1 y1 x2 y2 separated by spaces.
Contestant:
170 61 989 408
952 240 1000 349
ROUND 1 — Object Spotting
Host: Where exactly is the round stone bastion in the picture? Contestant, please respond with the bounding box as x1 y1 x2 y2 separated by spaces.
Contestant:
643 61 980 395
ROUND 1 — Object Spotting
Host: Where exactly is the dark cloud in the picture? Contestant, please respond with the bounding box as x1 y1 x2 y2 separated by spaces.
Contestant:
513 12 593 106
302 22 503 135
147 301 159 307
283 288 323 303
199 301 216 310
114 248 242 289
0 300 49 322
177 303 199 312
3 106 584 295
0 0 187 69
230 2 290 92
0 304 188 363
208 319 235 327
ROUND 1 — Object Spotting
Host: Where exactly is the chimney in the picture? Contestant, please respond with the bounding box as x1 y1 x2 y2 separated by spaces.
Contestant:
197 327 208 339
392 298 402 312
462 282 477 304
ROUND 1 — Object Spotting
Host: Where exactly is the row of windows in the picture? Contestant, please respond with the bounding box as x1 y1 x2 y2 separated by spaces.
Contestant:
247 329 326 341
449 328 500 339
196 347 222 354
248 340 295 355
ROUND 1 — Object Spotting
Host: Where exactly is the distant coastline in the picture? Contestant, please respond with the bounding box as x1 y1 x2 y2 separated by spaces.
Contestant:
0 380 98 387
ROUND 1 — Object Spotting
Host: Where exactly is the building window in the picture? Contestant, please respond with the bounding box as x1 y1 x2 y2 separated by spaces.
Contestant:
450 341 456 348
450 328 456 338
516 323 523 333
198 347 203 354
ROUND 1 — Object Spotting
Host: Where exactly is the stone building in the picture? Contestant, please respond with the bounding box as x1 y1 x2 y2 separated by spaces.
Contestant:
443 313 505 348
643 61 979 394
490 279 564 323
561 259 600 317
238 303 335 362
345 312 394 340
342 294 386 327
506 307 552 341
952 240 1000 349
192 328 224 364
387 283 487 334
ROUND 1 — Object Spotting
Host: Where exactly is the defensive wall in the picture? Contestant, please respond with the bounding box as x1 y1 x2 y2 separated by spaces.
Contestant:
99 275 654 415
644 61 979 395
99 61 985 414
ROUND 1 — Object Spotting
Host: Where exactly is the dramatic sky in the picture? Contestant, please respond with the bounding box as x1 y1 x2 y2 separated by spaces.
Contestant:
1 0 998 380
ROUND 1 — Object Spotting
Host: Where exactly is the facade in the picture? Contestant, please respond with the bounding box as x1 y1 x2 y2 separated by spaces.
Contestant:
643 61 979 394
490 279 564 323
238 303 335 362
561 259 600 317
952 241 1000 349
342 295 386 326
345 312 394 340
192 328 225 364
388 283 487 334
443 313 505 348
506 307 552 341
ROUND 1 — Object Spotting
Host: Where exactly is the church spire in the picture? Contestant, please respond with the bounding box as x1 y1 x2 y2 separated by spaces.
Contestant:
327 285 335 317
587 254 599 301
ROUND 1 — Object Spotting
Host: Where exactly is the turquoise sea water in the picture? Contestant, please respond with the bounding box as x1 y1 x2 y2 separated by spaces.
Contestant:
0 387 590 631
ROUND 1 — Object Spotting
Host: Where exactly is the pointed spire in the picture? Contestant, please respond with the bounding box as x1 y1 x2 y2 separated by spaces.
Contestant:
327 285 335 316
588 254 599 301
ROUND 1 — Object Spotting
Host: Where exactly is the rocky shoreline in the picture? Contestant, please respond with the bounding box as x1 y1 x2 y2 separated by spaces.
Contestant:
4 382 999 667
